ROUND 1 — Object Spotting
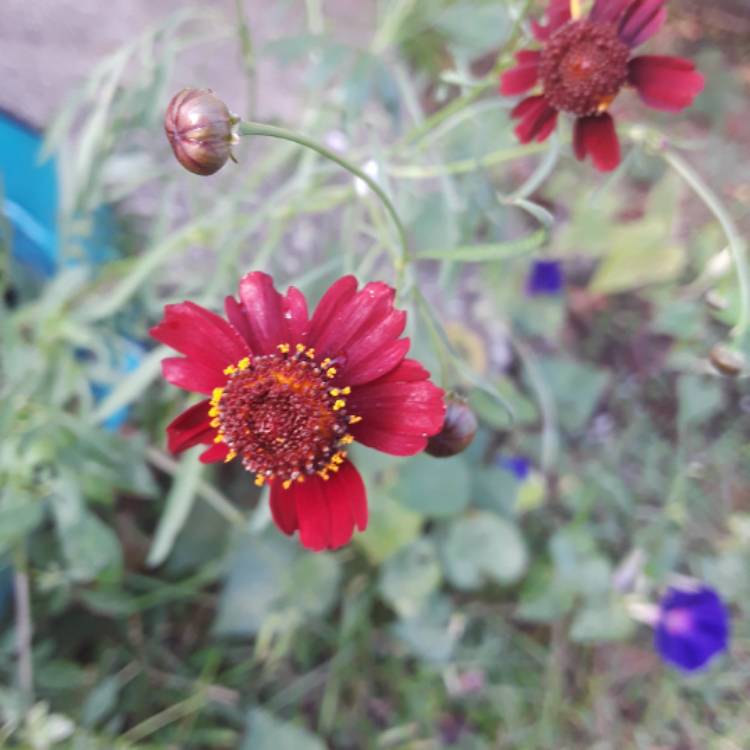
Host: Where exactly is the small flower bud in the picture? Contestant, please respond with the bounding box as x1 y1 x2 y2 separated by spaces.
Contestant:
709 344 745 378
425 396 478 458
164 88 236 176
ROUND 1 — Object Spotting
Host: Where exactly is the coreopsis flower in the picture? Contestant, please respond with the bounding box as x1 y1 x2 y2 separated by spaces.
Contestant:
655 585 729 672
500 0 705 171
151 272 445 551
164 89 237 175
425 395 478 458
526 259 564 295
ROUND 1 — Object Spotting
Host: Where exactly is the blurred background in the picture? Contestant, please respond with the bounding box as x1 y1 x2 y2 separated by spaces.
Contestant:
2 1 750 748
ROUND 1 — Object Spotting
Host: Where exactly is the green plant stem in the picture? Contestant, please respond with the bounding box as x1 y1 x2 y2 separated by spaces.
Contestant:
662 147 750 339
234 0 257 118
13 545 34 703
238 121 410 283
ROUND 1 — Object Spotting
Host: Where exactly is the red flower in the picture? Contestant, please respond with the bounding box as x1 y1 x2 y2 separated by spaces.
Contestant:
500 0 704 171
150 272 445 551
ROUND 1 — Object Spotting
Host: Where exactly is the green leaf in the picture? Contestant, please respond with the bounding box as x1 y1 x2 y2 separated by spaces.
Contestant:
416 229 546 262
379 539 441 618
147 451 203 568
279 553 341 618
241 709 325 750
678 375 724 431
391 595 457 663
394 454 470 518
354 493 422 565
569 600 635 643
589 221 685 295
442 513 528 590
50 476 122 582
0 492 45 556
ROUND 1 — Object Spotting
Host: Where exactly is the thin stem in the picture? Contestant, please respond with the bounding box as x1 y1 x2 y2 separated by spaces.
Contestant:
238 121 410 283
234 0 257 118
662 147 750 339
13 546 34 702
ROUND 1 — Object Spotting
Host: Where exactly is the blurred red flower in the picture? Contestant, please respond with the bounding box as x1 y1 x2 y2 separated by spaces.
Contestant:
151 272 445 551
500 0 704 171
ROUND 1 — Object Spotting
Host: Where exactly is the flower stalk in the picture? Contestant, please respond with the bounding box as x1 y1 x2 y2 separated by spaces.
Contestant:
237 121 410 282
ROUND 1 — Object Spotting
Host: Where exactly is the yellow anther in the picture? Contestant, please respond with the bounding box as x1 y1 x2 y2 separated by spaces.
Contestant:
341 386 351 395
210 418 220 428
224 450 237 463
333 399 346 411
283 479 293 490
340 434 354 445
223 364 237 376
238 357 250 370
297 475 305 483
326 367 337 379
296 343 306 353
331 453 345 465
329 464 340 473
321 358 331 369
277 343 290 354
214 433 224 444
348 415 362 425
570 0 582 20
211 387 224 403
317 470 330 481
208 407 219 417
305 348 315 359
329 388 341 397
255 474 266 487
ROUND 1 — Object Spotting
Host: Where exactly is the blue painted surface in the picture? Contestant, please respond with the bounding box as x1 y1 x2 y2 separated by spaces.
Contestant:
1 110 141 429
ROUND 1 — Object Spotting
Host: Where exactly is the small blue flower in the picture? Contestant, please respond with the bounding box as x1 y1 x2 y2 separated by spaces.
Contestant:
500 456 531 481
655 585 729 672
526 259 563 296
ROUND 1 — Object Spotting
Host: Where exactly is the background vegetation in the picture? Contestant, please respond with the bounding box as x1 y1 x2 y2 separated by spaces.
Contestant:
1 1 749 747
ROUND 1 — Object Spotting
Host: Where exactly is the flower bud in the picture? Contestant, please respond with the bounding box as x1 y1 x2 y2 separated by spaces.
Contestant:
709 344 746 378
425 396 478 458
164 88 236 176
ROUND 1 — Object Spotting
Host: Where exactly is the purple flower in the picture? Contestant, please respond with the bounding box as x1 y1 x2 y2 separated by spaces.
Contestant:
526 259 563 296
500 456 531 481
655 586 729 672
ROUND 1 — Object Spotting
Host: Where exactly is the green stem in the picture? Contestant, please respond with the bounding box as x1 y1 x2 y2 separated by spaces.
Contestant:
234 0 257 118
662 147 750 339
238 121 410 283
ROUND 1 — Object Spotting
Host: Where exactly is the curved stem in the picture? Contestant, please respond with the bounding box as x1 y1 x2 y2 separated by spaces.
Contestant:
238 121 410 283
662 148 750 339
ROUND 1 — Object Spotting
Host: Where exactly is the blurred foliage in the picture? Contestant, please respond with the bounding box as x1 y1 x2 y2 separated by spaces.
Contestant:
2 1 750 748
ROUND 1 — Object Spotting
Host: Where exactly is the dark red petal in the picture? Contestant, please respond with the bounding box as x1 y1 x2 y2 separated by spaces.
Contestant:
532 0 572 40
238 271 293 354
150 301 249 372
618 0 667 47
166 400 215 454
351 425 431 456
282 286 309 344
224 295 255 349
628 56 705 112
309 281 394 358
373 358 431 384
573 114 621 172
306 276 359 347
291 461 367 551
342 309 406 380
269 482 299 535
345 337 410 386
200 442 230 464
590 0 631 23
499 50 541 96
511 96 559 144
161 357 226 395
350 380 446 434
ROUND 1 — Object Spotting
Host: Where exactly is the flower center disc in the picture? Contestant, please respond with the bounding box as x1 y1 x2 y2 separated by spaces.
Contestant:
539 20 630 117
211 345 356 487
